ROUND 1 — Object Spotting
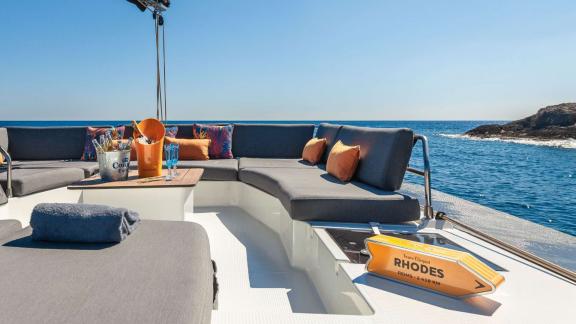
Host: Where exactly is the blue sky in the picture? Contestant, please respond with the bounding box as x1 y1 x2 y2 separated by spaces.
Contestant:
1 0 575 120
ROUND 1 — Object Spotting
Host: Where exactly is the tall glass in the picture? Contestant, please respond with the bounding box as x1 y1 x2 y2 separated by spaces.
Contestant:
171 144 179 177
164 144 174 181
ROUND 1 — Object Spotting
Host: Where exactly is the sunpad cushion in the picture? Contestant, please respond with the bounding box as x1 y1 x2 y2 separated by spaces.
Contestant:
7 127 87 160
13 160 99 177
0 220 213 324
239 167 420 223
238 158 318 170
0 220 21 240
0 168 85 197
232 124 315 158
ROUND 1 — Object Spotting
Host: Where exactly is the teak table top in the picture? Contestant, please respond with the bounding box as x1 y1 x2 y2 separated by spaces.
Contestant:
68 169 204 190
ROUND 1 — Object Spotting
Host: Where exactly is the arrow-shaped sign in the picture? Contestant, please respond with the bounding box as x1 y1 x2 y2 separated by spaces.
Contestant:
475 280 486 290
365 234 505 298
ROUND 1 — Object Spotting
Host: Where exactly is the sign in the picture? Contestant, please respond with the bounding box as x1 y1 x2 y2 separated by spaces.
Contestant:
365 234 505 298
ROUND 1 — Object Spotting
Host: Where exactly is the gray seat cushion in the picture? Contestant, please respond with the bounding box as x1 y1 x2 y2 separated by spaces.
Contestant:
0 168 85 197
13 160 99 177
0 187 6 205
0 220 21 239
177 159 238 181
7 127 86 160
238 158 318 170
336 126 414 191
315 123 342 163
239 168 420 223
0 220 213 324
130 159 238 181
232 124 315 158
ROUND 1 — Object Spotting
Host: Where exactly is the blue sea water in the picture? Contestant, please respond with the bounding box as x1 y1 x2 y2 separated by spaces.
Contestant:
1 120 575 236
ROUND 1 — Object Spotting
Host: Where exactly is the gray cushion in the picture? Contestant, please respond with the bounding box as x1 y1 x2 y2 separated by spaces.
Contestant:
177 159 238 181
0 187 6 205
0 220 21 240
13 160 99 177
0 220 213 324
7 127 86 160
124 124 196 139
0 168 85 197
232 124 315 158
315 123 342 163
130 159 238 181
239 168 420 223
336 126 414 191
238 158 318 170
0 128 7 151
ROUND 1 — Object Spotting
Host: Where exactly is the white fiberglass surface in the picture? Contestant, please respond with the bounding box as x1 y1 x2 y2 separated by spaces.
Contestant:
188 207 327 314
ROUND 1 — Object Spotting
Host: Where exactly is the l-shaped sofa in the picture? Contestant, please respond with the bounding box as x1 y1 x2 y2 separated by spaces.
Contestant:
0 123 430 223
0 122 432 323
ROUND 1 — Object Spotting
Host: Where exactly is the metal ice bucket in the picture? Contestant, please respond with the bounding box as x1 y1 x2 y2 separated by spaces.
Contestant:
97 150 131 182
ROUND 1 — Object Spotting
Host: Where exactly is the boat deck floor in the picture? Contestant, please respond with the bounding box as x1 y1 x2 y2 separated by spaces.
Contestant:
400 182 576 271
188 207 327 316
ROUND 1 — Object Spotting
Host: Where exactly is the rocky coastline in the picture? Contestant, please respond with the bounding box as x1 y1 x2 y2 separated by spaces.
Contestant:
465 103 576 141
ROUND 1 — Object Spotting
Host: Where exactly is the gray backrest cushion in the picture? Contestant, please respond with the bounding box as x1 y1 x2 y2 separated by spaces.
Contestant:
316 123 343 163
0 128 8 151
123 124 194 139
7 127 87 160
175 124 194 139
335 126 414 191
232 124 315 158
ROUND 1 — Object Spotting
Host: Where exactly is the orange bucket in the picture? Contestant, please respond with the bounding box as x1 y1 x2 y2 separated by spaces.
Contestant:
133 118 166 178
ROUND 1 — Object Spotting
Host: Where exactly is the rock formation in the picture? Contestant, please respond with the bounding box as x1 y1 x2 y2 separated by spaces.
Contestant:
465 103 576 140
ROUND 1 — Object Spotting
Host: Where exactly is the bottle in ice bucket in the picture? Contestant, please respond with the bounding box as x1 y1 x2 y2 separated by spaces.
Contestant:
94 126 131 182
133 118 165 178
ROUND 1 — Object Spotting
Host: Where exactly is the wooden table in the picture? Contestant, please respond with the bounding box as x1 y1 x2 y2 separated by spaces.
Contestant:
68 169 204 221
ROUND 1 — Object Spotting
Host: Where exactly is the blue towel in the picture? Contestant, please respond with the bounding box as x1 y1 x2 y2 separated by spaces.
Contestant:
30 203 140 243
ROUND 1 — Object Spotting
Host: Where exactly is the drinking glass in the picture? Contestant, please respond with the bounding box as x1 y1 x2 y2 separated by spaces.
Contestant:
164 144 174 180
171 144 179 177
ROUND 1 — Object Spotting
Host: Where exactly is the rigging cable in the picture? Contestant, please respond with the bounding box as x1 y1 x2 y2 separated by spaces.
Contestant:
162 18 167 122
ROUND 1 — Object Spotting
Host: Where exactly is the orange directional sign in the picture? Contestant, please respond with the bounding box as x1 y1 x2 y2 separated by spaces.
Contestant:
365 234 505 298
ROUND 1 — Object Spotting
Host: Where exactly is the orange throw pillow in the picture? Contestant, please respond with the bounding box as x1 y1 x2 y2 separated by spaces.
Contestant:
327 140 360 182
302 138 327 165
165 137 211 160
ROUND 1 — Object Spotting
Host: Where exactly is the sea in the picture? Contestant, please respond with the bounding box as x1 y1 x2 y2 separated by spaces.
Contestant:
1 120 575 237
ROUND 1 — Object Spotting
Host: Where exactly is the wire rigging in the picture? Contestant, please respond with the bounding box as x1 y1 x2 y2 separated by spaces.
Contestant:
127 0 170 122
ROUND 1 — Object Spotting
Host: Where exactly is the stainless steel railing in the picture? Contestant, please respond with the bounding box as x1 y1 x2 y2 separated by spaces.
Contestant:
0 146 12 198
407 135 433 218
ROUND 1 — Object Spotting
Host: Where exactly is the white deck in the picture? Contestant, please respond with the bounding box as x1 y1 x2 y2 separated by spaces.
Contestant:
0 182 575 323
190 207 327 314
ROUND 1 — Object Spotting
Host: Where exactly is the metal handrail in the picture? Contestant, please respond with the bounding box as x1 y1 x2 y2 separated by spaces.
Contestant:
407 135 433 218
0 146 12 198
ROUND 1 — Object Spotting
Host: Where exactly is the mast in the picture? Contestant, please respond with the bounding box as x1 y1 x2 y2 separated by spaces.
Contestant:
127 0 170 122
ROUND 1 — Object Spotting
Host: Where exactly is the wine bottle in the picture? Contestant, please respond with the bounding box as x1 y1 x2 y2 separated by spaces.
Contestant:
92 139 104 154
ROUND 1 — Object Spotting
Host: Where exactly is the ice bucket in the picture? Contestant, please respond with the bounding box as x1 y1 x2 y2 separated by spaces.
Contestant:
97 150 131 182
133 118 166 178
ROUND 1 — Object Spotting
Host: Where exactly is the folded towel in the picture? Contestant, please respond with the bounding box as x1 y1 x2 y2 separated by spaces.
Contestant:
30 203 140 243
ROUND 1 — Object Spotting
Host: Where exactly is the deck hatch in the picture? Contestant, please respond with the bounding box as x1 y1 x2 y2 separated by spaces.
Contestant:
325 228 506 272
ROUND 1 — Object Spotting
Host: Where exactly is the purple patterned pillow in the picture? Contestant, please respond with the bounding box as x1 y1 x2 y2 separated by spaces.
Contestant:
165 126 178 138
192 124 233 159
81 126 125 160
